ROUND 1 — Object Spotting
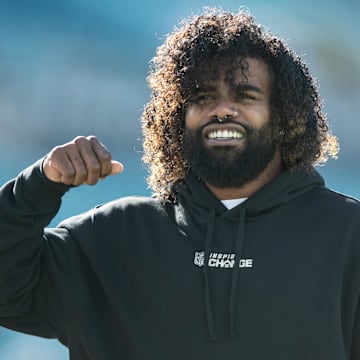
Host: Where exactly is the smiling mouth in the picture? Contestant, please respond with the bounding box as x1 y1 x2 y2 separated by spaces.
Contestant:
202 124 246 145
207 129 244 140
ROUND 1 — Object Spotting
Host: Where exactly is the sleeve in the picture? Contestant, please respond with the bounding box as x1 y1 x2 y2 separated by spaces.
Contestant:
0 158 71 338
350 221 360 359
350 295 360 360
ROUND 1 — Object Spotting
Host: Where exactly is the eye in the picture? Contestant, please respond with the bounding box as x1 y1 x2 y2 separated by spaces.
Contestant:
236 92 257 101
189 92 216 104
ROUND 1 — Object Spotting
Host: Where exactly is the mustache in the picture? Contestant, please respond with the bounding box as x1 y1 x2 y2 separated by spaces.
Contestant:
200 117 252 134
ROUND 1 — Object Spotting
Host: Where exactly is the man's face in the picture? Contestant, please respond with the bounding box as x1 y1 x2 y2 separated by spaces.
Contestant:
184 57 278 188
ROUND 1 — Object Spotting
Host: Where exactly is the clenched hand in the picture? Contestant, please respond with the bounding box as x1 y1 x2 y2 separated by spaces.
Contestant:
43 136 123 186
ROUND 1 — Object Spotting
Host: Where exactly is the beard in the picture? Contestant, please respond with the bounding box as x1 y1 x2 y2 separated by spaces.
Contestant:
183 122 277 188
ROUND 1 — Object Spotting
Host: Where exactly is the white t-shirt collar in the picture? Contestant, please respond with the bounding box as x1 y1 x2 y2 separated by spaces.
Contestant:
221 198 247 210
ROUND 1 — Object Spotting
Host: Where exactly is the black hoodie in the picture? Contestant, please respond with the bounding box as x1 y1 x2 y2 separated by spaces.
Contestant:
0 159 360 359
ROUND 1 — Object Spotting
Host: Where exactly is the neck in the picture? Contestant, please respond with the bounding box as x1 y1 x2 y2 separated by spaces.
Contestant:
205 149 282 200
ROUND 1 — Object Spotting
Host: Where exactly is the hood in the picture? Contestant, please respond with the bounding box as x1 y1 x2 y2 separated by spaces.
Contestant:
173 169 325 342
176 168 324 219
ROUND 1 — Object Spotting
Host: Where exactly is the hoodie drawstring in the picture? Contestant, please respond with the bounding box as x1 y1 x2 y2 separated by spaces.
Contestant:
203 207 246 342
229 209 246 340
203 208 218 342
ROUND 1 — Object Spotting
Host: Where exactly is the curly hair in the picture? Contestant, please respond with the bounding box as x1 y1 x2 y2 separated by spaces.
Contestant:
142 7 339 201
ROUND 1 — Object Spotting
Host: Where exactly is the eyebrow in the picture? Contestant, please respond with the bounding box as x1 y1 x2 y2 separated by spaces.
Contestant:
192 83 264 95
192 85 216 93
233 83 264 94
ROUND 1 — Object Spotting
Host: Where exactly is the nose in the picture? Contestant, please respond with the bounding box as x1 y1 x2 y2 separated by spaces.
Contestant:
208 99 238 120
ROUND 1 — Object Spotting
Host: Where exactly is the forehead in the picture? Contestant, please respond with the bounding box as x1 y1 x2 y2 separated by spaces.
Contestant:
193 57 272 91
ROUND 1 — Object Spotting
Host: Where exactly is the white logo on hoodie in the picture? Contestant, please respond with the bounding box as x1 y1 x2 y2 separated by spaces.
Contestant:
194 251 253 268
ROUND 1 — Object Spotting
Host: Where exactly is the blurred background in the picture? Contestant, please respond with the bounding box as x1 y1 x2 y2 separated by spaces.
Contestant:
0 0 359 358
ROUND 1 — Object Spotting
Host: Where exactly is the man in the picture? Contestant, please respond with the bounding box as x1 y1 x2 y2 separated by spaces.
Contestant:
0 7 359 360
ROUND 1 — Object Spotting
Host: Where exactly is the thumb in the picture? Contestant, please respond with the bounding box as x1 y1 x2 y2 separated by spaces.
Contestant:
110 160 124 175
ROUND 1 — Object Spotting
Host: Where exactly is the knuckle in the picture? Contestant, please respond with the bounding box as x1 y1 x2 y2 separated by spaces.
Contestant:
66 168 76 178
73 136 87 145
56 143 76 155
49 146 64 158
77 169 88 180
62 174 75 185
89 160 101 172
87 178 99 186
101 151 112 162
87 135 99 143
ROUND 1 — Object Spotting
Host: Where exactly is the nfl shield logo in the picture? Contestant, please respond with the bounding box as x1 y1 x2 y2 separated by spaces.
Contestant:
194 251 205 267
